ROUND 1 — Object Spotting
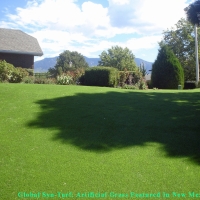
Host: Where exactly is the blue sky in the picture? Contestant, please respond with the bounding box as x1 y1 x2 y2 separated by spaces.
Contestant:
0 0 194 62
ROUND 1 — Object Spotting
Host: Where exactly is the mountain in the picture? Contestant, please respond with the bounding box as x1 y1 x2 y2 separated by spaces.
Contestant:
34 56 58 73
34 56 153 73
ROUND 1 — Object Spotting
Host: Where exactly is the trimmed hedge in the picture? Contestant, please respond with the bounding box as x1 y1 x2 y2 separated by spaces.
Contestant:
84 67 118 87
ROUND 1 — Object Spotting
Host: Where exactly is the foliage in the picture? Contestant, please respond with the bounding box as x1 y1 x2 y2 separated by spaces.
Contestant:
185 0 200 26
184 81 197 89
98 46 138 71
84 67 119 87
0 60 29 83
118 68 144 86
22 76 35 84
0 60 15 82
146 80 153 89
121 84 139 90
159 18 200 81
57 74 73 85
139 62 148 77
137 77 148 90
151 45 184 89
49 50 89 77
26 69 34 76
198 81 200 88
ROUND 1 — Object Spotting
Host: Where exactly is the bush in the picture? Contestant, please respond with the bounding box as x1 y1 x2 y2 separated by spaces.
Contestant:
184 81 197 89
118 69 148 90
198 81 200 88
137 77 148 90
57 74 73 85
22 76 56 84
0 60 16 82
121 84 139 90
146 80 153 89
118 69 143 86
84 67 119 87
151 45 184 89
0 60 30 83
22 76 35 84
26 69 34 76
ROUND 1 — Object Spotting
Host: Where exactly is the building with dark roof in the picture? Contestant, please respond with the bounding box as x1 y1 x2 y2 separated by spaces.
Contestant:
0 28 43 69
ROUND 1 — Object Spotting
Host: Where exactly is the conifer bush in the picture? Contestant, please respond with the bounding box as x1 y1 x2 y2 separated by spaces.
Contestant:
151 45 184 89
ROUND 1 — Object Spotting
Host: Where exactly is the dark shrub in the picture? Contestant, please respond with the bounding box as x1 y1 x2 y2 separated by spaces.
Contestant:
79 74 85 85
198 81 200 88
84 67 118 87
151 45 184 89
146 80 153 89
184 81 197 89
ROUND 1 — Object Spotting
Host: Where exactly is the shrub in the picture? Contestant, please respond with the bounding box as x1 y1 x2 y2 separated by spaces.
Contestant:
0 60 15 82
121 84 139 90
0 60 30 83
84 67 119 87
22 76 56 84
26 69 34 76
146 80 153 89
137 77 148 90
184 81 197 89
78 74 85 85
22 76 35 84
198 81 200 88
151 45 184 89
57 74 73 85
118 69 143 86
118 69 148 89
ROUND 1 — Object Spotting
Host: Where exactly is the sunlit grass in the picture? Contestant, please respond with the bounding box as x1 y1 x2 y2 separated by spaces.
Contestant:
0 83 200 200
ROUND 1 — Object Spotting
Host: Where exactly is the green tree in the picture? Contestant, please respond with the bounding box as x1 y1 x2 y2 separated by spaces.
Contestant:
159 18 200 81
98 46 137 71
151 45 184 89
48 50 89 76
139 62 148 77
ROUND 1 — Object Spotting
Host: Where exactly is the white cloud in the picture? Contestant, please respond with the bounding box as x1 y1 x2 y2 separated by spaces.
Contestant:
0 0 190 61
108 0 188 34
109 0 130 5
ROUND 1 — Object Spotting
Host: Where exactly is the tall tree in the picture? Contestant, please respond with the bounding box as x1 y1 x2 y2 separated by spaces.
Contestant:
185 0 200 25
159 18 200 81
98 46 138 71
184 0 200 83
48 50 89 76
151 45 184 89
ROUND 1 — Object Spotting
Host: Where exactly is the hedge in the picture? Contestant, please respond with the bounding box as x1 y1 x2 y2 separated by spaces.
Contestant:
84 67 118 87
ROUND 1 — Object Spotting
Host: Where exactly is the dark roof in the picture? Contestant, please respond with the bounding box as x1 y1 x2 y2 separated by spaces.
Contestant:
0 28 43 56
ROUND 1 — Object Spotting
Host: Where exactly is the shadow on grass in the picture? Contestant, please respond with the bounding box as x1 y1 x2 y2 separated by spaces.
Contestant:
27 89 200 165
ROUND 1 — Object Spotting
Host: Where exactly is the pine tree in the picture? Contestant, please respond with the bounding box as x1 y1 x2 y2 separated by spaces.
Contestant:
151 45 184 89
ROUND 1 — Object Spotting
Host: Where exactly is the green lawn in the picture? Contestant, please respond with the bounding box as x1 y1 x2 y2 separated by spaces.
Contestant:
0 84 200 200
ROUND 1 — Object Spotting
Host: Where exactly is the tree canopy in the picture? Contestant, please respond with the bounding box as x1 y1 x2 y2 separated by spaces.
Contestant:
185 0 200 26
98 46 138 71
159 18 200 81
48 50 89 76
151 45 184 89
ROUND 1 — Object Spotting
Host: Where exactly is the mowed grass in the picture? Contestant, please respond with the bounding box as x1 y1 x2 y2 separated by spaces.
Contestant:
0 83 200 200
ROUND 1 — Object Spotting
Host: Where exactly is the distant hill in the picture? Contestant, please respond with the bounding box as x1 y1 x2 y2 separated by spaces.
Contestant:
34 56 152 73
